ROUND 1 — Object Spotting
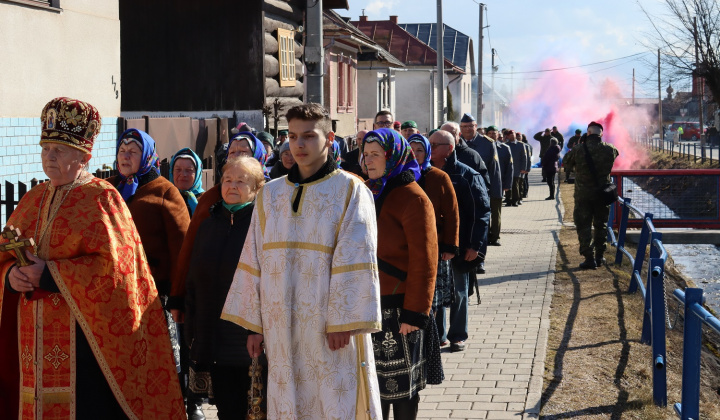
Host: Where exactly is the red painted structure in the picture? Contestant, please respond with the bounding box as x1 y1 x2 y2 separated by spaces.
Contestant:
611 169 720 229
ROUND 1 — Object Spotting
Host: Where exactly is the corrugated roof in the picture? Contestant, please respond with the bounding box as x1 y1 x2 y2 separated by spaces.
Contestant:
324 11 404 67
350 19 462 72
398 23 469 69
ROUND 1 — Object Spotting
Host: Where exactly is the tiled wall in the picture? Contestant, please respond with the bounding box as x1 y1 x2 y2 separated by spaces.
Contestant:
0 117 118 225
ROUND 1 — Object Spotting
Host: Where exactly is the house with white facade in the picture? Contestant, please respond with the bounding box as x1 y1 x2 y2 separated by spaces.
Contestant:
352 16 464 133
399 23 475 122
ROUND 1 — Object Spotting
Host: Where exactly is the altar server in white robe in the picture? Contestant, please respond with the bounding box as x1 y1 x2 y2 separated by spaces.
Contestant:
222 103 383 419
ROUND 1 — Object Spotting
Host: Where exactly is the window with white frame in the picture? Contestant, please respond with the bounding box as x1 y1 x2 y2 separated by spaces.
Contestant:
277 28 296 87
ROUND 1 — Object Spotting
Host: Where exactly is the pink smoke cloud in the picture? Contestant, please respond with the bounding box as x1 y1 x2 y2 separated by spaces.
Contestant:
509 59 650 170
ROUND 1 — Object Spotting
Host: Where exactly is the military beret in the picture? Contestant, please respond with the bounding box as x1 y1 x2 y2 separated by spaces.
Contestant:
401 120 418 129
575 129 582 134
588 121 603 131
428 129 440 136
278 129 289 136
460 113 476 123
486 125 498 132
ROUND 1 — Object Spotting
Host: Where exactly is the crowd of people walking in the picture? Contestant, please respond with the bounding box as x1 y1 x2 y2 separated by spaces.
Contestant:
0 96 619 420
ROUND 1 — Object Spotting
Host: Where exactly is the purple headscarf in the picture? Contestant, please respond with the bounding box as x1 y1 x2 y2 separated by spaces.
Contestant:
361 128 420 199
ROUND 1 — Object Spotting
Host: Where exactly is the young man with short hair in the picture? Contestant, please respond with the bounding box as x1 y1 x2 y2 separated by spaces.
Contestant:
222 103 382 418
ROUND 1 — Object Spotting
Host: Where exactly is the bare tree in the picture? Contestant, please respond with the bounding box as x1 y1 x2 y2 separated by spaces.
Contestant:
639 0 720 104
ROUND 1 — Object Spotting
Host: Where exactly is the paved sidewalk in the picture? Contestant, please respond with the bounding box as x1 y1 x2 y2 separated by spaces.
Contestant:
201 171 561 419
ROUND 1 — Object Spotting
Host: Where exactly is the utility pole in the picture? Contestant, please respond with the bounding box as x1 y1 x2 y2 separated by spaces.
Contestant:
477 3 485 125
436 0 445 125
305 0 324 104
632 68 635 105
658 49 663 140
693 16 705 157
491 48 497 125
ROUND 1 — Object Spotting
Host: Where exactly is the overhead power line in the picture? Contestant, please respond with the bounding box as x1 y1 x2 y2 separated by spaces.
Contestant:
494 52 648 75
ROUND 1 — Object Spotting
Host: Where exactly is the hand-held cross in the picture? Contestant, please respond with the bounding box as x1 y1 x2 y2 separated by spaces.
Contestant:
0 225 36 267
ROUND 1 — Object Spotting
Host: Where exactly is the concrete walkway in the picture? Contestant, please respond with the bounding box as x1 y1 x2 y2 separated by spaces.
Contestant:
202 171 561 420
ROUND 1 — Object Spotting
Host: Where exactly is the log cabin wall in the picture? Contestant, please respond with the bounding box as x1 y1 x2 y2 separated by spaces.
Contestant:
262 0 306 129
119 0 264 112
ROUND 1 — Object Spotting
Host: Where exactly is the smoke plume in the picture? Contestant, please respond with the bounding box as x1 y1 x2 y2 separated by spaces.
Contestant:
509 59 650 170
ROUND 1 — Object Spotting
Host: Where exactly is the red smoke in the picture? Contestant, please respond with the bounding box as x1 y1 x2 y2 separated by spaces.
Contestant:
509 59 649 169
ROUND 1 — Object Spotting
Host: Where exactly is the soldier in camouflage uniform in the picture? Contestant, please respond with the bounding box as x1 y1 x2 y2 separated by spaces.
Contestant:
563 121 619 269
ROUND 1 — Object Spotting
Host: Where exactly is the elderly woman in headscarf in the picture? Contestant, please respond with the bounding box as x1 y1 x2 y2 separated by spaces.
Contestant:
108 129 189 298
170 147 205 217
362 128 438 419
269 141 293 179
407 134 459 351
168 132 267 321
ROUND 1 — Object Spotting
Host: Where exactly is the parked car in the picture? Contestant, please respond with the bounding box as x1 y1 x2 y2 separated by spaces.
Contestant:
669 122 702 141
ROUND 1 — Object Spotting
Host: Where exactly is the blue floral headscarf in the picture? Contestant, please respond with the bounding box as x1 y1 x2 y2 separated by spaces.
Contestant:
331 140 342 168
170 147 204 215
407 133 432 171
229 131 269 177
361 128 420 199
115 128 160 202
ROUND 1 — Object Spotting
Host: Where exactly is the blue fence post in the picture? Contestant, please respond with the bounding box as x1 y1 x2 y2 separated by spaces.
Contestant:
649 255 667 406
639 217 655 344
615 198 632 265
677 288 703 420
629 213 653 294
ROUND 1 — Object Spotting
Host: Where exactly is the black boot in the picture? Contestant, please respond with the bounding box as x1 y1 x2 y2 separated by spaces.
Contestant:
595 250 606 267
579 252 597 270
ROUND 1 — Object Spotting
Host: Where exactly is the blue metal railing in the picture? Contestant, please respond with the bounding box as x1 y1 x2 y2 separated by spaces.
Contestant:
672 289 720 420
607 196 669 406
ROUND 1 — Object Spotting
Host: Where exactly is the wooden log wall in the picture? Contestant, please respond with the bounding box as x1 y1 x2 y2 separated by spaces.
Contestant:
262 0 305 125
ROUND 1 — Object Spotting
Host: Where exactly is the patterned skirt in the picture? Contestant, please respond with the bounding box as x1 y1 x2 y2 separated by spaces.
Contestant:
372 307 427 401
432 259 455 311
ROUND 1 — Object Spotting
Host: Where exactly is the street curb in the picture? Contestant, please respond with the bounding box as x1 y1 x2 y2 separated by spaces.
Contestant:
523 183 563 419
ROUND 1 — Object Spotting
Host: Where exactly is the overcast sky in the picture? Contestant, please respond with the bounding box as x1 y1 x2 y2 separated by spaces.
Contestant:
341 0 679 98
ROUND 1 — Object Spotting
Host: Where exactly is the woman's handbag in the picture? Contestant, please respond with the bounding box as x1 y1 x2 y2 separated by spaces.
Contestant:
246 357 266 420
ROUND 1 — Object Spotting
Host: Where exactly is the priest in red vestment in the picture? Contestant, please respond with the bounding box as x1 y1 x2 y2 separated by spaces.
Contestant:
0 97 185 419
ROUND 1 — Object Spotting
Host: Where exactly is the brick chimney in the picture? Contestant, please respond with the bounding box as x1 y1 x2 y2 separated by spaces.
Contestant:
389 16 398 24
360 15 368 22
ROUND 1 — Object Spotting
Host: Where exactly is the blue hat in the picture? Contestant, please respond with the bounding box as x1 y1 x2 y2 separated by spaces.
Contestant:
460 113 476 123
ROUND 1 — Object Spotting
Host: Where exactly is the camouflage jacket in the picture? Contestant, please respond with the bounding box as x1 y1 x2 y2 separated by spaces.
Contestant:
563 135 619 200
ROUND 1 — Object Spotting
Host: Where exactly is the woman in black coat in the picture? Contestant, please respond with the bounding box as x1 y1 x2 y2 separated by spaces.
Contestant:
542 138 561 200
184 156 266 419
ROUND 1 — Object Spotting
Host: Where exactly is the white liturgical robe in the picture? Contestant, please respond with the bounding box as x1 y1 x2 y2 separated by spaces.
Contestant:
222 170 383 419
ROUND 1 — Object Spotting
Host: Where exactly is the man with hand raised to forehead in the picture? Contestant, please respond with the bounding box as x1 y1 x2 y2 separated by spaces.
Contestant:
429 130 490 353
222 103 383 419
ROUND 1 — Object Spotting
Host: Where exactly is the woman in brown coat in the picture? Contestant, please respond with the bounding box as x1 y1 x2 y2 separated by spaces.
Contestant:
407 134 459 332
109 129 189 297
363 128 438 419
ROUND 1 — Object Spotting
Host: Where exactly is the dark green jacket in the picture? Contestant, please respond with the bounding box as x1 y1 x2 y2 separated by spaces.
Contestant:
563 135 619 201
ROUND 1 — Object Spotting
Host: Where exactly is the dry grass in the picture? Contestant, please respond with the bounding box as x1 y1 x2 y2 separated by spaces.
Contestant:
540 180 720 419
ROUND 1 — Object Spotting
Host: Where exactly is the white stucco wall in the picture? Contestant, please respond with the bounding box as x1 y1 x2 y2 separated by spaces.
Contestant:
0 0 121 225
0 0 121 118
357 68 396 124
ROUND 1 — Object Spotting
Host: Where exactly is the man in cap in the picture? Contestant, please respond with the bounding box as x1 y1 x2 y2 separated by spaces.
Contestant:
0 97 184 418
429 130 490 352
401 120 419 139
496 130 515 208
393 121 402 132
562 121 619 269
564 129 583 182
505 130 528 206
551 126 565 149
461 114 506 247
533 128 555 181
257 131 277 165
276 129 289 149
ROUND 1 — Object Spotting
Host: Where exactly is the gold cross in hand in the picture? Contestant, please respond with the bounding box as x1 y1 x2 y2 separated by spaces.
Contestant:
0 225 36 267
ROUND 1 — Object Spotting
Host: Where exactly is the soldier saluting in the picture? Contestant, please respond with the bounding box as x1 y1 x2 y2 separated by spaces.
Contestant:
563 121 619 270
